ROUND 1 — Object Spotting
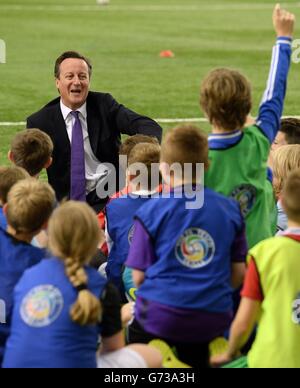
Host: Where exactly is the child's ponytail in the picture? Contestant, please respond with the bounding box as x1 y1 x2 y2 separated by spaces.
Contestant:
65 257 102 325
48 201 105 326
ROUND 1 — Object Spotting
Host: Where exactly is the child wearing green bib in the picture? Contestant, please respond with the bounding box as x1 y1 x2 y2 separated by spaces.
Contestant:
202 4 294 248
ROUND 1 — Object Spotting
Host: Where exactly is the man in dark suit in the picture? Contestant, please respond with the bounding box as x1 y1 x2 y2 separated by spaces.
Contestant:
27 51 162 212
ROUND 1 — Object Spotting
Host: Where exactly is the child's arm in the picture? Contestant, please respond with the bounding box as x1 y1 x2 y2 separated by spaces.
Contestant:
231 262 246 289
121 302 135 327
104 215 114 254
125 218 157 284
100 330 125 354
230 217 248 289
211 257 263 366
211 297 261 366
256 4 295 143
99 283 125 354
132 269 145 288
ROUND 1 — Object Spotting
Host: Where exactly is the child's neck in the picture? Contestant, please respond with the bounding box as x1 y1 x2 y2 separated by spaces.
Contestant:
287 220 300 229
211 125 240 134
128 182 157 195
6 225 35 244
211 117 252 134
171 178 198 188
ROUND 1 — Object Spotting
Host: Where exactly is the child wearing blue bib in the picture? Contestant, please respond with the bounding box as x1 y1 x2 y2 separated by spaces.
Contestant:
106 142 161 296
126 125 247 368
0 179 56 365
3 201 161 369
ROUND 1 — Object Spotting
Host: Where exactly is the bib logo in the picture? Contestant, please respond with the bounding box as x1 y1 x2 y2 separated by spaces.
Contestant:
128 225 135 245
292 294 300 325
0 299 6 324
175 228 215 269
0 39 6 64
230 184 257 217
21 285 64 328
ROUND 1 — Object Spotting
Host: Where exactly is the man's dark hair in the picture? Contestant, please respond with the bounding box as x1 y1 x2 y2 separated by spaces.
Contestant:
54 51 92 78
280 118 300 144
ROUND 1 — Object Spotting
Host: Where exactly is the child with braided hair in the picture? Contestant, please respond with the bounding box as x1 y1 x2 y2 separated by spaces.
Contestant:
3 201 161 368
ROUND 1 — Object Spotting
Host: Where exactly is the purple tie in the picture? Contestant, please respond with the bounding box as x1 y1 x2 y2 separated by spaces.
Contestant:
70 111 86 201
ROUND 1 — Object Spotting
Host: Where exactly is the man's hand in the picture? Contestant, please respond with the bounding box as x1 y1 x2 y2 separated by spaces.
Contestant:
273 3 295 38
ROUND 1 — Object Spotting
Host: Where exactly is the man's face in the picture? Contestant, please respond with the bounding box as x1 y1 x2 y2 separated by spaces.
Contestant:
272 131 288 151
55 58 90 110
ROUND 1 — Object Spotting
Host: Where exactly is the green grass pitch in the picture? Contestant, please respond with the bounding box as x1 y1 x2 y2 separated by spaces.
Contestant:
0 0 299 168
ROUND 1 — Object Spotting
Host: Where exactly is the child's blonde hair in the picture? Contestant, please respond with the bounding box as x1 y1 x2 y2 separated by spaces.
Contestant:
11 129 53 176
6 179 56 235
200 68 252 131
272 144 300 196
127 142 161 190
282 169 300 223
48 201 103 326
0 166 29 204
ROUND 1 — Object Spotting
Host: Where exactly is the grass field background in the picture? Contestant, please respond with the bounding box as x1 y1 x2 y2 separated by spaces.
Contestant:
0 0 300 168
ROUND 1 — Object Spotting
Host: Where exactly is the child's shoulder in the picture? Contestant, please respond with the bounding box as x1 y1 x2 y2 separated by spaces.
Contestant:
86 265 108 287
205 187 241 210
0 228 44 258
244 124 269 138
250 235 298 255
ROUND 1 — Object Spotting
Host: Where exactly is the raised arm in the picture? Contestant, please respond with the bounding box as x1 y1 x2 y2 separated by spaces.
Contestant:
256 4 295 143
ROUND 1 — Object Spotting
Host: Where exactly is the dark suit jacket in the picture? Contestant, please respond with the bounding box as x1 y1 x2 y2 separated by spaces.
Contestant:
27 92 162 202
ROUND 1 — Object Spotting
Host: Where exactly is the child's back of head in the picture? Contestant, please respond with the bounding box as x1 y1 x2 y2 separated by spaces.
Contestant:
280 118 300 144
6 179 56 237
282 169 300 224
272 144 300 197
161 124 209 184
127 142 161 191
200 68 252 131
120 134 159 159
10 129 53 176
0 166 29 205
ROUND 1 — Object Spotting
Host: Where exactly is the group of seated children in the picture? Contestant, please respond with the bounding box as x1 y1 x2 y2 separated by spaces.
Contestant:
0 130 161 368
0 4 299 368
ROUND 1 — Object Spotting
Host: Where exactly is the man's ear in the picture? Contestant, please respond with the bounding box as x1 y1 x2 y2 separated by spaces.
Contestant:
44 157 53 169
8 150 14 163
55 77 60 90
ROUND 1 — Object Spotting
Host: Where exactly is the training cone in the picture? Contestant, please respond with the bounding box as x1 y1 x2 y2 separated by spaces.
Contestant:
159 50 175 58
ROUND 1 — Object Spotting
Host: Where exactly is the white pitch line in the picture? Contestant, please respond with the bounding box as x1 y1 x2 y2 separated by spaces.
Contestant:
1 116 300 126
0 118 206 127
0 3 299 12
0 122 26 126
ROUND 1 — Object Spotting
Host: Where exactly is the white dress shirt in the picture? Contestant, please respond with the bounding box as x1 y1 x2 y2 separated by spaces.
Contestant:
60 100 110 194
